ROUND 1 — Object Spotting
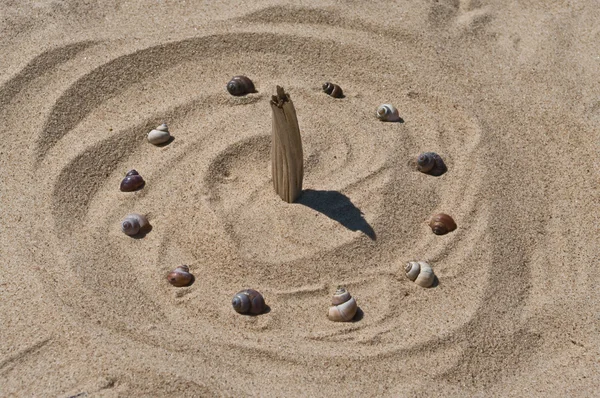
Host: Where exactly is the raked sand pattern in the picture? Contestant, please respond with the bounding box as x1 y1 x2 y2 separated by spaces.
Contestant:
1 1 599 396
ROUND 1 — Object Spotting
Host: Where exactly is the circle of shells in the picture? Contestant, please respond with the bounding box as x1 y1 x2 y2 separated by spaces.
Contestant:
118 76 457 321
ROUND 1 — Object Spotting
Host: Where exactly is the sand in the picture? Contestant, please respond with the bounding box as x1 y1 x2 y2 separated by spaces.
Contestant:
1 1 599 396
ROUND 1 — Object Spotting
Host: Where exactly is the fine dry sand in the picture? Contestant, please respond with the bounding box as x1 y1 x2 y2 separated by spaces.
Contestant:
1 1 599 396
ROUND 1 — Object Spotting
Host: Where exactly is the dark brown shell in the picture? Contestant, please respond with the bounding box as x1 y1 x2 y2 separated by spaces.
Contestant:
232 289 265 315
322 82 343 98
227 75 256 96
167 265 193 287
417 152 447 176
429 213 457 235
120 170 145 192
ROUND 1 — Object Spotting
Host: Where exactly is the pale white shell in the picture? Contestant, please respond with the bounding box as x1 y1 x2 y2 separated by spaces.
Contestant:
376 104 400 122
328 287 358 322
405 261 435 288
147 123 171 145
121 213 149 236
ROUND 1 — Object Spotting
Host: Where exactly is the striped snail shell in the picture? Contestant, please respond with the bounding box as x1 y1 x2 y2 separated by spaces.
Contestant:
227 75 256 96
405 261 435 288
322 82 343 98
167 265 193 287
147 123 171 145
232 289 265 315
376 104 400 122
417 152 447 176
120 169 145 192
328 287 358 322
429 213 457 235
121 213 149 236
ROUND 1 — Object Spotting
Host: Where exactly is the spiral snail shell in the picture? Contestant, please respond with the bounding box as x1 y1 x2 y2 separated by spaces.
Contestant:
405 261 435 288
429 213 457 235
167 265 193 287
226 75 256 96
376 104 400 122
328 287 358 322
121 213 149 236
322 82 343 98
119 169 145 192
147 123 171 145
232 289 265 315
417 152 447 176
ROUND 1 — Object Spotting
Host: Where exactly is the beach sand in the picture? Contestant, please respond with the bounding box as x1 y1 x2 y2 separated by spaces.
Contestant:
1 1 599 396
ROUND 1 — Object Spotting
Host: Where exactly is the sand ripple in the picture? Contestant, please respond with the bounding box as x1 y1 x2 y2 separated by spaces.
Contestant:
2 3 598 396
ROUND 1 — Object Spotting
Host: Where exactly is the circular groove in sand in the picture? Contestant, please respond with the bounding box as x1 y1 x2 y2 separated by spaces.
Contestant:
3 13 540 373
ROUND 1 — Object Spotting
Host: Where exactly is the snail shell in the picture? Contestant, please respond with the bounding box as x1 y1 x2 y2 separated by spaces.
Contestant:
322 82 343 98
328 287 358 322
167 265 193 287
119 169 145 192
429 213 457 235
232 289 265 315
405 261 435 288
417 152 447 176
226 75 256 96
147 123 171 145
121 213 149 236
376 104 400 122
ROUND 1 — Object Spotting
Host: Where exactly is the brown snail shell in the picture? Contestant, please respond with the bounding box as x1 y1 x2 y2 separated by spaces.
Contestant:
227 75 256 96
417 152 447 176
328 287 358 322
120 169 145 192
121 213 149 236
232 289 265 315
322 82 343 98
167 265 193 287
429 213 457 235
405 261 435 288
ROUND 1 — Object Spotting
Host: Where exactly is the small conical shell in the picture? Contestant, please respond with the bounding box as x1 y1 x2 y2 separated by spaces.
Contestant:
376 104 400 122
328 287 358 322
232 289 265 315
120 169 145 192
121 213 149 236
416 153 435 173
405 261 435 288
227 76 256 96
147 123 171 145
167 265 193 287
429 213 457 235
416 152 447 176
322 82 343 98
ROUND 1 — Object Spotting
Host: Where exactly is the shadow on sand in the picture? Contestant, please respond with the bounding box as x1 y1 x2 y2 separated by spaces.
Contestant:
296 189 375 240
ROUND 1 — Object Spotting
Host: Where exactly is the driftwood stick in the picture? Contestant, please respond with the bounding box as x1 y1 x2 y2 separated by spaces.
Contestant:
270 86 304 203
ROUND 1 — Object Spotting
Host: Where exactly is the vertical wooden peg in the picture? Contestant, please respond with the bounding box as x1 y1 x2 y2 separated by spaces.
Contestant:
270 86 304 203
